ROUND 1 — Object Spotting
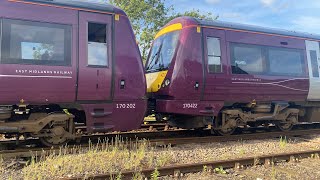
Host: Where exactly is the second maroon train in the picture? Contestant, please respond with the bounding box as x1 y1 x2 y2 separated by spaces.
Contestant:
0 0 320 146
145 17 320 135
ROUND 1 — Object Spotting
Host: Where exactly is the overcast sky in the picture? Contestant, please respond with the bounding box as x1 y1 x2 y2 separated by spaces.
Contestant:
89 0 320 35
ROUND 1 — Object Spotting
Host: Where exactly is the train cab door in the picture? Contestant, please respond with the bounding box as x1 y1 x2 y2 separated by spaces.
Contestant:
77 11 113 101
306 40 320 101
202 28 228 101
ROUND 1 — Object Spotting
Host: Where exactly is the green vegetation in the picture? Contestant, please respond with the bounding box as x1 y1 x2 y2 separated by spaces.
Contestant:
151 168 160 180
279 136 288 149
0 158 5 177
1 139 173 180
107 0 217 62
271 164 277 180
214 166 227 174
239 148 246 155
32 43 54 60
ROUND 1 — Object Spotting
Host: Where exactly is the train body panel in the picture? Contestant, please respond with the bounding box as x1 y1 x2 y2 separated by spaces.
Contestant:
77 12 113 101
203 27 309 102
0 0 78 104
0 0 147 144
113 15 146 101
156 100 224 116
81 99 147 132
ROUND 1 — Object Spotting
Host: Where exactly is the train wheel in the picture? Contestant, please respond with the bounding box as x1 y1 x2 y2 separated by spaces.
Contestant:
276 122 293 132
213 127 237 136
213 117 239 136
276 114 297 132
40 136 69 147
39 126 70 147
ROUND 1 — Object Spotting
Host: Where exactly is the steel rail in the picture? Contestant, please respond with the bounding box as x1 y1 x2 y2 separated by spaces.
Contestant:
0 129 192 150
1 128 320 159
148 128 320 146
62 149 320 180
1 123 319 149
0 123 171 147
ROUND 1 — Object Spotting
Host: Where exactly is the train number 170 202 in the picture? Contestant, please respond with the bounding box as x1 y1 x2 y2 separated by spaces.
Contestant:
116 103 136 109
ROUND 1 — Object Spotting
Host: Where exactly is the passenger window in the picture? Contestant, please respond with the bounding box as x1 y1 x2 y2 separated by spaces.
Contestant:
268 47 304 77
88 23 108 67
0 19 2 61
207 37 222 73
231 43 264 74
1 19 71 66
310 50 319 77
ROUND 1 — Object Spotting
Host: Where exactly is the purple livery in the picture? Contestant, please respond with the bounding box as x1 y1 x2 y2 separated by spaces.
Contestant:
146 17 320 135
0 0 146 146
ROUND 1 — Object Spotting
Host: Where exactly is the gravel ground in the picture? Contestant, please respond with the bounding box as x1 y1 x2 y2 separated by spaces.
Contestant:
1 134 320 179
155 135 320 165
162 158 320 180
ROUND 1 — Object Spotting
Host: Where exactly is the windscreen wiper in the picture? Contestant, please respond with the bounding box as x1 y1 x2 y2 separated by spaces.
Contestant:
146 43 163 72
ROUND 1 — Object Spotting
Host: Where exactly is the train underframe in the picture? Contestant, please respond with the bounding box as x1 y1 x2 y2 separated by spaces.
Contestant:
0 99 146 147
0 103 83 146
153 100 320 135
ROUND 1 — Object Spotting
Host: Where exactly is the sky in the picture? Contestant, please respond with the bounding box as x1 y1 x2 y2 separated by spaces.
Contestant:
89 0 320 35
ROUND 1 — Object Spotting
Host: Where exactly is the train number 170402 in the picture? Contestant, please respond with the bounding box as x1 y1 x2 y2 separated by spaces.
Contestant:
116 103 136 109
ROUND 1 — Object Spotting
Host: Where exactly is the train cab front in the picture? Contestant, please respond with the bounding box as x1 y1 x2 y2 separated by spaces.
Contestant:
145 23 182 117
145 17 218 129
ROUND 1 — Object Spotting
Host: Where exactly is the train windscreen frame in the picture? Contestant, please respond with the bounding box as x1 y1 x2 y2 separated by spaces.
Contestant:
146 31 180 73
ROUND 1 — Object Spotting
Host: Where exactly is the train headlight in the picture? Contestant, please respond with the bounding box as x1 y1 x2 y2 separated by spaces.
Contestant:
164 79 171 86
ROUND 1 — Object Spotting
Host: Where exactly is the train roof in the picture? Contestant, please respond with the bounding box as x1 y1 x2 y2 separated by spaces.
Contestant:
21 0 124 15
192 17 320 40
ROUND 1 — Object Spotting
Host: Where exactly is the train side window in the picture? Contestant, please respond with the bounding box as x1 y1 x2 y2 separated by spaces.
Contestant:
87 23 108 67
268 47 304 77
309 50 319 77
1 19 71 66
231 43 264 74
207 37 222 73
0 19 2 62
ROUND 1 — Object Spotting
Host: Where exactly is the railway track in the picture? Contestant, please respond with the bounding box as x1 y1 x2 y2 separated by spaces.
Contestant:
62 149 320 180
1 123 319 149
1 122 319 149
0 122 172 149
1 127 320 159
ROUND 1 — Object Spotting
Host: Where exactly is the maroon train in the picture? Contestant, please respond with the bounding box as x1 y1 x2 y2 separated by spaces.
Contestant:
1 0 320 146
146 17 320 135
0 0 146 146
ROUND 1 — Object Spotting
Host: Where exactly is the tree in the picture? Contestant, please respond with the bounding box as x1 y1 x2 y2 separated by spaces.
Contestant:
107 0 217 62
166 9 218 25
33 43 54 60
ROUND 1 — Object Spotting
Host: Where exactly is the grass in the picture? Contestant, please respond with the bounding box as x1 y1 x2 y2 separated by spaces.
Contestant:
0 158 4 174
239 148 246 155
214 166 227 174
279 136 288 149
271 164 277 180
151 168 160 180
1 138 174 180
